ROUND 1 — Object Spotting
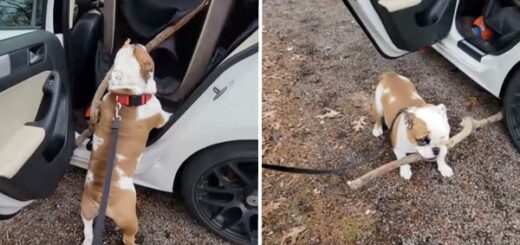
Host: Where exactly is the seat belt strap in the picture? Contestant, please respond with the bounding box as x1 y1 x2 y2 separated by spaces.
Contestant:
102 0 116 54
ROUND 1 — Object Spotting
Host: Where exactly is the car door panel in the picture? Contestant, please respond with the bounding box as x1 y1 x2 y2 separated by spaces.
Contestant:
343 0 457 57
0 30 73 203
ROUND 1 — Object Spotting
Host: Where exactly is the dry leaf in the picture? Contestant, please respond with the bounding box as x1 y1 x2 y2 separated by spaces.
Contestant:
263 110 276 119
280 225 307 245
468 96 479 109
351 116 367 132
315 108 340 119
263 198 286 217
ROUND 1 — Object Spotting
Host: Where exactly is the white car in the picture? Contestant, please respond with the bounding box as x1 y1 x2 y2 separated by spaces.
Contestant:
344 0 520 151
0 0 258 244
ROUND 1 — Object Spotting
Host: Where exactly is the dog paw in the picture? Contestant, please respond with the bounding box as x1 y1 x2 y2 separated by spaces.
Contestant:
82 239 92 245
399 166 412 180
372 126 383 137
438 165 454 177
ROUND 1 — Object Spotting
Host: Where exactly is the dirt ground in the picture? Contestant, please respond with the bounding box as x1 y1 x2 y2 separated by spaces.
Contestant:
262 0 520 244
0 167 229 245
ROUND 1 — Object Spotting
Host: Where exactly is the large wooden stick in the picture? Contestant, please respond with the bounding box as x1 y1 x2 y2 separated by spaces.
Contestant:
74 0 209 147
347 111 504 190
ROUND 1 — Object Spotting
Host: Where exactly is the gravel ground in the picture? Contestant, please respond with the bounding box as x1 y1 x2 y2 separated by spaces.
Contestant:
0 167 229 245
262 0 520 244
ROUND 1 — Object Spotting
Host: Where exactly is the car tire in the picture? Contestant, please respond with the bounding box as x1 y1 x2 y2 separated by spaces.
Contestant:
504 70 520 152
180 141 258 245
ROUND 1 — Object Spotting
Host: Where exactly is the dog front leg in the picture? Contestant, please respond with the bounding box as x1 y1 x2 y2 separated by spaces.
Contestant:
158 109 172 128
436 146 453 177
81 216 94 245
393 148 412 180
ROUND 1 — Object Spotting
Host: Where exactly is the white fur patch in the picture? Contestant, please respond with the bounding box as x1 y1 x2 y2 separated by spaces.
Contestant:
398 75 411 82
399 164 412 179
116 154 127 161
115 167 135 191
159 110 172 127
394 106 450 160
414 106 450 144
438 162 454 177
108 45 157 94
85 170 94 184
372 125 383 137
92 134 103 151
82 216 93 245
143 76 157 94
393 148 412 179
388 96 396 103
136 96 171 126
374 84 384 116
393 115 416 153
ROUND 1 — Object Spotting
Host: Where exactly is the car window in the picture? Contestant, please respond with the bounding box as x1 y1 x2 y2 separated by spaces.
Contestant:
0 0 44 29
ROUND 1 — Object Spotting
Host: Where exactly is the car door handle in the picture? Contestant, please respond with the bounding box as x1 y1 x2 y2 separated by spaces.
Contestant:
29 44 45 65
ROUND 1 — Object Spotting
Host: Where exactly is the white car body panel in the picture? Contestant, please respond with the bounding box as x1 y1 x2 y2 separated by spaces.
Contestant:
0 0 258 216
71 43 259 192
0 193 33 216
349 0 517 98
432 1 520 98
345 0 408 58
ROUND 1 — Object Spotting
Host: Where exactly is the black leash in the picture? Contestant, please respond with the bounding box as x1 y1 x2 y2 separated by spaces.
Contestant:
389 106 410 132
262 163 350 175
92 103 121 245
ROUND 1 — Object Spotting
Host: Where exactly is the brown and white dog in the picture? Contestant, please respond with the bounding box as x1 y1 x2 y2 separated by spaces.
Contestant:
80 39 171 245
372 72 453 179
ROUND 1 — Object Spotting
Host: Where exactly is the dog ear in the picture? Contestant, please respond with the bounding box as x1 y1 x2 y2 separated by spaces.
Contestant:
133 45 154 81
404 111 415 129
123 38 131 47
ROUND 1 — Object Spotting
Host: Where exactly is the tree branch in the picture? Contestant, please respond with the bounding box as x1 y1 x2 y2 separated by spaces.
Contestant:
347 111 503 190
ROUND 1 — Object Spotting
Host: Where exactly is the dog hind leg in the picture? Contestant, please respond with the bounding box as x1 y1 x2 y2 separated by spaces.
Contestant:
372 84 384 137
80 192 98 245
107 192 138 245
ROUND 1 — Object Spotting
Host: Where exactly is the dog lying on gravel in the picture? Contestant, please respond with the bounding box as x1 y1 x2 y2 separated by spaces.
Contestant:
371 72 453 179
80 39 171 245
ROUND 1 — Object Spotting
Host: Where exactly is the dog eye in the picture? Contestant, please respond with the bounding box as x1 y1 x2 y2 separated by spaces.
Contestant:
416 136 430 146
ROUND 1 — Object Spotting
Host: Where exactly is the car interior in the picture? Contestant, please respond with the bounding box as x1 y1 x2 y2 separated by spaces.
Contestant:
66 0 258 137
368 0 457 52
456 0 520 55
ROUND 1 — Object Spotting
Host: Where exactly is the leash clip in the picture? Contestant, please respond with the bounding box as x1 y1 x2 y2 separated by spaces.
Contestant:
114 101 122 120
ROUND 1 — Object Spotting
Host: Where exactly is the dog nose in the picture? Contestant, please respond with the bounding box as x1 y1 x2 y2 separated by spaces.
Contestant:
432 147 440 156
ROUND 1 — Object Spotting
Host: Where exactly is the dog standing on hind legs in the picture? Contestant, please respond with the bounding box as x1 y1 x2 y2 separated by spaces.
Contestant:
371 72 453 180
80 39 171 245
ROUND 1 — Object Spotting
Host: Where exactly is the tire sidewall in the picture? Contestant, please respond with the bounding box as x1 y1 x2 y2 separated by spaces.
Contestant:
180 141 258 244
504 71 520 152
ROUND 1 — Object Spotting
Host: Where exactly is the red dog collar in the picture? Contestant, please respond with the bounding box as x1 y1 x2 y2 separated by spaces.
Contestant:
114 94 152 106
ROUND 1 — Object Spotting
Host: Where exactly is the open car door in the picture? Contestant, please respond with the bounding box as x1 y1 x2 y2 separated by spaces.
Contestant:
343 0 457 58
0 1 73 219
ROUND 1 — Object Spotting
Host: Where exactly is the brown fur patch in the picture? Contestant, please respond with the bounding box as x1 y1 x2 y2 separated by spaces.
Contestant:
80 92 165 245
375 72 429 146
406 113 429 144
133 45 154 81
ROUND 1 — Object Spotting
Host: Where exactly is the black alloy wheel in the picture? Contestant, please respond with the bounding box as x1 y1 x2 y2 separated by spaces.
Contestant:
180 141 258 244
504 70 520 152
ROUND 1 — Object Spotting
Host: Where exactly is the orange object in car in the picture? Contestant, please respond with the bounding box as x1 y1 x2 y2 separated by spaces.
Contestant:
473 16 493 40
85 106 91 118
